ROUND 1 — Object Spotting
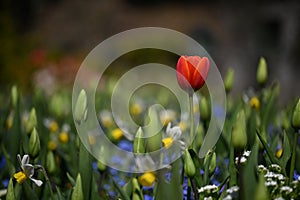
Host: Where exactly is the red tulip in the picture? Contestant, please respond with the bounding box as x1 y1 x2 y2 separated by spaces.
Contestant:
176 56 210 94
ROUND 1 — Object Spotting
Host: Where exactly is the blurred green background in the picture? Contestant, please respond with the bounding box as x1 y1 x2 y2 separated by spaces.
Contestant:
0 0 300 103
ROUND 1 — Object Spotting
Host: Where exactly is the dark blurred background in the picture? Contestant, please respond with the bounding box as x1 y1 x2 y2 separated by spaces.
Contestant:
0 0 299 103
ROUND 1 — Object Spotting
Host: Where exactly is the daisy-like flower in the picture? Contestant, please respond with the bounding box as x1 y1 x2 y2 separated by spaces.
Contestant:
13 154 43 186
161 123 185 150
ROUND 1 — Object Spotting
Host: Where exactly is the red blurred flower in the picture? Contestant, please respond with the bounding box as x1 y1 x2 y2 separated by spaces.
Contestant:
176 56 210 94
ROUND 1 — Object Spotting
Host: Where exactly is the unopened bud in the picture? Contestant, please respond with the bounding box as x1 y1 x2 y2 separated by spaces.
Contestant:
46 151 56 174
74 89 87 125
29 128 40 158
224 68 234 93
256 57 268 86
25 108 37 134
72 174 83 200
292 99 300 130
183 149 196 178
11 85 18 109
231 110 247 150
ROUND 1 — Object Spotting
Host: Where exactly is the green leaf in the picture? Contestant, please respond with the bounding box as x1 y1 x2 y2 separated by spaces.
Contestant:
123 179 133 197
66 172 76 186
55 186 63 200
112 178 130 200
189 149 202 187
229 143 237 187
155 159 182 200
256 129 280 165
79 142 92 200
280 130 292 169
6 178 16 200
243 141 259 200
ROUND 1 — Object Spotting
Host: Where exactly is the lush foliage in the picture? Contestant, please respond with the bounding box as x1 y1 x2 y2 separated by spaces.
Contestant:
0 57 299 200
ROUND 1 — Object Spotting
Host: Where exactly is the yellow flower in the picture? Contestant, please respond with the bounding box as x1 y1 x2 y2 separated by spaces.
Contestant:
111 128 123 141
59 131 69 143
138 172 155 187
162 137 173 149
130 103 143 116
88 135 96 145
276 148 283 158
250 97 260 110
13 171 27 184
99 110 114 128
48 140 57 150
49 121 59 133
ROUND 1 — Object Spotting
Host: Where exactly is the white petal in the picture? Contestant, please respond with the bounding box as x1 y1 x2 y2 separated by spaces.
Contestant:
170 127 182 140
23 164 34 177
21 155 30 166
166 122 172 135
30 178 43 187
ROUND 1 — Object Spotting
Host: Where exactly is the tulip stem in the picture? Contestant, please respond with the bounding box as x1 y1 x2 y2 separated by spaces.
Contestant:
189 94 195 147
289 130 299 182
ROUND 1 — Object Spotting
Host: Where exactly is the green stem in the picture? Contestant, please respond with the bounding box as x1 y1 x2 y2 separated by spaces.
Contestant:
289 131 299 182
36 165 54 199
189 94 195 148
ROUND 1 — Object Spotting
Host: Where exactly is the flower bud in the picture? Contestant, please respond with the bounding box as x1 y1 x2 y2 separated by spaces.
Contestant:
46 151 56 174
224 68 234 93
176 55 210 94
292 99 300 130
11 85 18 109
199 96 210 121
133 127 145 154
72 174 84 200
29 128 40 158
74 89 87 125
204 151 216 175
256 57 268 86
231 110 247 150
25 108 37 134
97 161 106 171
183 149 196 178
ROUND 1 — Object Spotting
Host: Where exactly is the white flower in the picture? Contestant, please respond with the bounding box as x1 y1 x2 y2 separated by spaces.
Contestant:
14 154 43 186
161 123 185 150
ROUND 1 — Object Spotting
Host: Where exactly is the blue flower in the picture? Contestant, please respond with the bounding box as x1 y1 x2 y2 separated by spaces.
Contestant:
0 156 6 169
118 140 133 152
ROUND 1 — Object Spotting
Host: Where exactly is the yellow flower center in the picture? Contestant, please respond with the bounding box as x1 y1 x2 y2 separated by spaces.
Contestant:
14 171 27 184
276 148 283 158
138 172 155 187
49 121 58 133
162 137 173 149
59 132 69 143
130 103 143 115
48 140 57 150
250 97 260 110
111 128 123 141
